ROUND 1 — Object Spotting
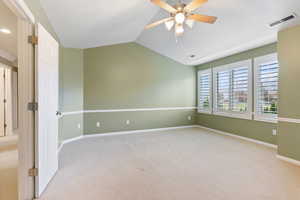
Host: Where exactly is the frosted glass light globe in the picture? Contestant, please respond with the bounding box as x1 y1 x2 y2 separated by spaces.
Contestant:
175 13 185 24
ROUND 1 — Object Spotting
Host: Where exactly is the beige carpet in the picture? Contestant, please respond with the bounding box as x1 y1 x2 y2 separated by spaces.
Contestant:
40 127 300 200
0 140 18 200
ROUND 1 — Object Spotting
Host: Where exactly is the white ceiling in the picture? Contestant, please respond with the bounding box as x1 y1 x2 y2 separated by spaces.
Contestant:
40 0 159 48
41 0 300 65
0 1 17 62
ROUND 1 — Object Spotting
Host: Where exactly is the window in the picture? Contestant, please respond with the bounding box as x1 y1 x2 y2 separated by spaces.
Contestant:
213 60 252 119
254 53 279 122
198 69 212 113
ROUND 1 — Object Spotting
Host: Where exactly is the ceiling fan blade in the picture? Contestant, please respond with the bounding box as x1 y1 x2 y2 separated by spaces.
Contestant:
184 0 208 12
150 0 178 13
187 14 217 24
145 17 174 29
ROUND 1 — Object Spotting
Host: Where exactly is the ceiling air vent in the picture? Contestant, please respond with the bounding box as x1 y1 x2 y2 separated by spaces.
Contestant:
269 13 297 27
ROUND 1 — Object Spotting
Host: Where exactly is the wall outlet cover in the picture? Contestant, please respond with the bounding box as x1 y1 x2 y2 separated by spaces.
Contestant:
126 120 130 125
188 116 192 120
272 129 277 136
77 124 81 129
96 122 101 127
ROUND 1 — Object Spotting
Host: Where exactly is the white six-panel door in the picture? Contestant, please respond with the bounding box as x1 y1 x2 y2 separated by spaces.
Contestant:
35 23 59 197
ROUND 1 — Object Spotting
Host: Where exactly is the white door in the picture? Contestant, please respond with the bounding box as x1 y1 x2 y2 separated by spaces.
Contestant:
35 23 59 197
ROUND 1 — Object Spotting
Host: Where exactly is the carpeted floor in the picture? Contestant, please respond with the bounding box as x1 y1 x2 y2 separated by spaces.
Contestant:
0 140 18 200
40 127 300 200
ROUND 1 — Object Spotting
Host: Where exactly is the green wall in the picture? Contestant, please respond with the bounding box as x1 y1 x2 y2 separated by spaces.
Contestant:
23 1 300 162
196 43 278 145
59 48 84 143
277 25 300 161
59 48 84 112
83 42 196 134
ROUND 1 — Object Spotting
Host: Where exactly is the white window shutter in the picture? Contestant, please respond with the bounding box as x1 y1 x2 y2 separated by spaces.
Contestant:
198 69 212 113
254 53 279 122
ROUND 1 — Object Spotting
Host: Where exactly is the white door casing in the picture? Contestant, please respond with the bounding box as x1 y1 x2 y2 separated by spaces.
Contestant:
35 23 59 197
17 18 35 200
0 68 5 137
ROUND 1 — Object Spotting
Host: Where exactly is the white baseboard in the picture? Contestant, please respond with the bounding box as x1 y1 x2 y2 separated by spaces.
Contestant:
277 155 300 167
195 125 278 149
84 125 198 138
58 125 198 153
57 135 83 154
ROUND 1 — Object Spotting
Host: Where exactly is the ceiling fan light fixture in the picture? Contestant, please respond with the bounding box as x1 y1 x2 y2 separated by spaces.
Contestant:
165 20 175 31
175 24 184 36
145 0 217 37
175 12 185 24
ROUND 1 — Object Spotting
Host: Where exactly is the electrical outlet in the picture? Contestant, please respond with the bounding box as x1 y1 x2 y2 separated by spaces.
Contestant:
77 123 81 129
188 116 192 121
96 122 101 127
272 129 277 136
126 120 130 125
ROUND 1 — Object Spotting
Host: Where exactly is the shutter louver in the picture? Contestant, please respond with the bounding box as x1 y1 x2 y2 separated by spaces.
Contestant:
217 71 230 111
257 62 279 115
199 72 211 112
232 67 248 112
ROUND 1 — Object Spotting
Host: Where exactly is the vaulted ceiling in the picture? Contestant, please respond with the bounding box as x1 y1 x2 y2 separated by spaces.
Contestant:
40 0 300 65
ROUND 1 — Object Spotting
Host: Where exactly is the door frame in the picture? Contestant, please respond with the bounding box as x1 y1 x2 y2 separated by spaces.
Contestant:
3 0 36 199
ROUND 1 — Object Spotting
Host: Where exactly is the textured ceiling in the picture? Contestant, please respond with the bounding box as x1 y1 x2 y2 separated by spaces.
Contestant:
41 0 300 65
0 1 17 62
40 0 159 48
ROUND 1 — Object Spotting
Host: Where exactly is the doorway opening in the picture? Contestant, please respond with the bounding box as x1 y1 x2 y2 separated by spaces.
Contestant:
0 1 19 199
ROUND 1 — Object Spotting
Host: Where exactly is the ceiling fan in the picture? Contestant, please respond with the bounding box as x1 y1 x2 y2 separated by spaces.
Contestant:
145 0 217 36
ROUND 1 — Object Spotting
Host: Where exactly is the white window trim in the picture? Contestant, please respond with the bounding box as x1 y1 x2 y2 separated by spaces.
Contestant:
213 59 252 120
254 53 278 123
197 68 212 114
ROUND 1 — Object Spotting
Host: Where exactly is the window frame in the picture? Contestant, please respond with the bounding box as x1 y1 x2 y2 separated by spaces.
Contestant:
212 59 252 120
254 53 278 123
197 68 212 114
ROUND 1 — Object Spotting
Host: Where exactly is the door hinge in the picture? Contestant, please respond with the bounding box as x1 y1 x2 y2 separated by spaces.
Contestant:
28 102 38 111
28 168 38 177
3 99 6 103
28 35 38 45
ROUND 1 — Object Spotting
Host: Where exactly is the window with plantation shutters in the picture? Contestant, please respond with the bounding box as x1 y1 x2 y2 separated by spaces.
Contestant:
254 53 279 122
213 60 252 119
232 66 249 112
216 70 230 111
198 69 212 113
